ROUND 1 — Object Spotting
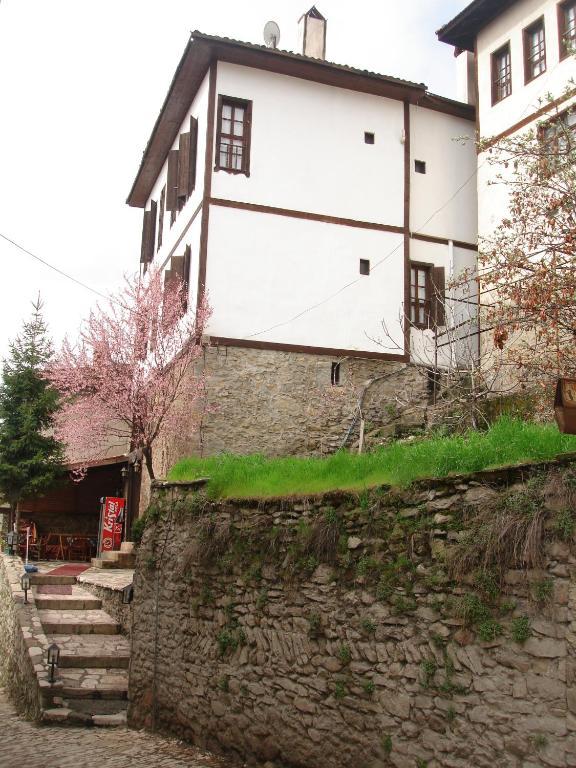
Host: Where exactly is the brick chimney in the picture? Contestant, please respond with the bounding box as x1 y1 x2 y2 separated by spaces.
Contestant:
298 6 327 59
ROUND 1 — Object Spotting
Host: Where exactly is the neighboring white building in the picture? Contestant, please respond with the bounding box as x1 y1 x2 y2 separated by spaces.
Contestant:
128 8 478 464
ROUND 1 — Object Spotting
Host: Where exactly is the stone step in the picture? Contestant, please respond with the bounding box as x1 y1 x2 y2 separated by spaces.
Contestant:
58 668 128 701
42 707 127 727
35 596 102 610
38 609 120 635
90 553 136 569
30 574 76 586
46 633 130 670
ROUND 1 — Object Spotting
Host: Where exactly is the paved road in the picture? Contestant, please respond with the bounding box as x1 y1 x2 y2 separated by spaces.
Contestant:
0 687 233 768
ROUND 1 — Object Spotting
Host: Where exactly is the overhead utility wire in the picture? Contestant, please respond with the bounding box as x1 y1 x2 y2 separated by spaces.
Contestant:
0 232 111 302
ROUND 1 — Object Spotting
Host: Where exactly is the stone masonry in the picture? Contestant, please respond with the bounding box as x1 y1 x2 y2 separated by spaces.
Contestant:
129 457 576 768
146 346 429 484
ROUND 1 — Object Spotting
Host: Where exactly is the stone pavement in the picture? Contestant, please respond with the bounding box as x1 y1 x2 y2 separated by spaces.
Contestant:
0 686 234 768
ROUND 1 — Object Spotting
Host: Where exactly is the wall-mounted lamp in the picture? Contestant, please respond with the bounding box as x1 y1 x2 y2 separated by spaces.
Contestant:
47 643 60 683
122 584 134 605
20 572 30 604
120 465 129 480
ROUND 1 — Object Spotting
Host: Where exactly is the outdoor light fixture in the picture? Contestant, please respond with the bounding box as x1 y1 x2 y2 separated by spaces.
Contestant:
122 584 134 605
120 465 129 479
133 460 141 474
47 643 60 684
20 573 30 604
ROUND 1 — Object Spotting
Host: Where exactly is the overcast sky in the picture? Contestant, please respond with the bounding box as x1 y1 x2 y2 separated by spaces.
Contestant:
0 0 469 361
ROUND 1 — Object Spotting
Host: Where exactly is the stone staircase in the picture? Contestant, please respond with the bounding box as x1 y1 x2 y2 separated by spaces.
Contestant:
91 542 136 570
30 572 129 726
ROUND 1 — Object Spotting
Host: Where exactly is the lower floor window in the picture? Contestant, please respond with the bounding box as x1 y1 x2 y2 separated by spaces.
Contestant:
410 264 431 328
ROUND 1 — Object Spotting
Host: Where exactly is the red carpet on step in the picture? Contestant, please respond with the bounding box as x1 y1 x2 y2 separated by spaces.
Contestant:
47 564 91 577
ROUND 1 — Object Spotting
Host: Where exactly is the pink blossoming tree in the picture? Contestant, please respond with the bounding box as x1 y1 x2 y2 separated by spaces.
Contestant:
47 267 210 480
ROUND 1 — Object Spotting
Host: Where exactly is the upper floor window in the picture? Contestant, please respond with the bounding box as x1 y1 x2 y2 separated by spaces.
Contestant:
215 96 252 176
523 17 547 82
559 1 576 59
491 43 512 104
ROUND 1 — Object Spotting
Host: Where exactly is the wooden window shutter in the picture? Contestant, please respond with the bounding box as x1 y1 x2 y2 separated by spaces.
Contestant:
171 255 185 280
140 210 151 263
183 245 191 286
139 200 157 264
166 150 179 212
189 118 198 194
432 266 446 328
177 132 191 200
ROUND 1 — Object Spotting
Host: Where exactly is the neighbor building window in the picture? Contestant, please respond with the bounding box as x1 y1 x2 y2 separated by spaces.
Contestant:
559 1 576 59
364 132 375 144
157 186 165 252
524 17 546 82
491 43 512 104
216 96 252 175
540 108 576 170
415 160 426 174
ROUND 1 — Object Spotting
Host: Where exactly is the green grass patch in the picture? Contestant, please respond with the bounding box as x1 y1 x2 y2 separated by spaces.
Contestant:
167 418 576 500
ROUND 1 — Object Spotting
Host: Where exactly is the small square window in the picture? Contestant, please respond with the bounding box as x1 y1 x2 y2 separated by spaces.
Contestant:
359 259 370 275
415 160 426 174
364 132 375 144
331 362 341 386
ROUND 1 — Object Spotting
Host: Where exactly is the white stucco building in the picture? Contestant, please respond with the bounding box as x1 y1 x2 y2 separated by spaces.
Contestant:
128 8 479 463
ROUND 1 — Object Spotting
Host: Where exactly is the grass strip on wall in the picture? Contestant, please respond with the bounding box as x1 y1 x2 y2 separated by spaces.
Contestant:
167 418 576 499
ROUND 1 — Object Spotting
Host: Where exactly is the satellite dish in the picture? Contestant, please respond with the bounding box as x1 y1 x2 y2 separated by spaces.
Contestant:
263 20 280 49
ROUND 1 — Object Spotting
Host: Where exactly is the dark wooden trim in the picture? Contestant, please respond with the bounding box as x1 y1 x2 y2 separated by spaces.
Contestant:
197 60 217 311
480 86 576 150
66 455 128 471
523 15 547 85
160 200 203 271
210 197 404 234
409 261 433 330
474 41 480 140
209 336 408 362
127 34 475 208
403 101 411 357
410 232 477 251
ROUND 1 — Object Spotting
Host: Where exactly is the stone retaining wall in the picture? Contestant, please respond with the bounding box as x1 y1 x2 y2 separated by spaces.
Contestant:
0 555 56 718
78 572 133 637
129 458 576 768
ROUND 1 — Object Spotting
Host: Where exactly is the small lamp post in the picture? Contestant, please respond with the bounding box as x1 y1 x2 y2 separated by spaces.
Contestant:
47 643 60 684
122 584 134 605
20 572 30 604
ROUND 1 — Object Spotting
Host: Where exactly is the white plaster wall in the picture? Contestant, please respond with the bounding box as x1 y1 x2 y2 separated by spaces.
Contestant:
145 70 210 271
211 63 406 227
477 0 576 140
410 106 477 244
205 205 406 353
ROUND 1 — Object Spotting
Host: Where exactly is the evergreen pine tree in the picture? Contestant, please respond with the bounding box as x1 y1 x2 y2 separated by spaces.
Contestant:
0 298 64 537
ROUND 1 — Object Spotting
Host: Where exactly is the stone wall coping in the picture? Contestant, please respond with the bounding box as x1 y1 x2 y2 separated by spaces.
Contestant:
151 453 576 505
151 478 210 491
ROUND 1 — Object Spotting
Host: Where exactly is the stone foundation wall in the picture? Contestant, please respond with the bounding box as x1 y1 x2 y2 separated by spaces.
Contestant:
0 555 54 719
148 346 429 480
139 347 429 512
77 576 133 637
129 459 576 768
